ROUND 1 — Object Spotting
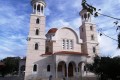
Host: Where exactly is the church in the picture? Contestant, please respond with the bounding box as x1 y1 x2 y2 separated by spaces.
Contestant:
25 0 99 80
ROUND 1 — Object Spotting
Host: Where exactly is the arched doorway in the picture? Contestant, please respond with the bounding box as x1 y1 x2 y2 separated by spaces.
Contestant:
57 61 67 77
68 62 76 77
78 62 85 77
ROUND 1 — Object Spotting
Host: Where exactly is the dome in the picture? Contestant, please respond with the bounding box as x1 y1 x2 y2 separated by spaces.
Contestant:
47 28 58 34
31 0 46 6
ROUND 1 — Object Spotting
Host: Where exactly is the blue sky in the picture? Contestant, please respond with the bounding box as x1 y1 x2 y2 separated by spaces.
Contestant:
0 0 120 59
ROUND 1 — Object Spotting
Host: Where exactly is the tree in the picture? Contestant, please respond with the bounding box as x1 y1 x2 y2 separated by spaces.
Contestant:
87 56 120 80
0 57 20 77
81 0 120 48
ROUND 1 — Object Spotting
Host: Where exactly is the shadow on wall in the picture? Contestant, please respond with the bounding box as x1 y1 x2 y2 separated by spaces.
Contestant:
25 55 56 80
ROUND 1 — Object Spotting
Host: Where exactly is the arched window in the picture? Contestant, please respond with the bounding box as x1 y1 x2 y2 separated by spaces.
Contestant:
35 43 39 50
41 6 43 13
88 13 90 19
91 35 94 40
47 65 50 72
33 4 36 13
70 40 73 49
33 64 37 72
93 47 96 53
66 40 69 49
90 26 93 31
37 4 40 12
34 4 36 9
36 18 39 24
36 29 39 35
62 39 65 49
84 13 87 20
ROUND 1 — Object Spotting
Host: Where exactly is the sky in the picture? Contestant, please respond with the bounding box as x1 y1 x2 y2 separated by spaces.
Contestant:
0 0 120 59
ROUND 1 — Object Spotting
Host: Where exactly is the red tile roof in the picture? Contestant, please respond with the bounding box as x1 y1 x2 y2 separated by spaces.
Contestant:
47 28 58 34
41 52 53 56
41 51 88 56
54 51 88 56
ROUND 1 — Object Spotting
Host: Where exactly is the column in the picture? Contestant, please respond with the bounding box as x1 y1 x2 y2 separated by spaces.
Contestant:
66 64 68 80
76 66 78 77
36 3 38 14
33 4 34 13
65 39 66 50
62 65 65 76
69 40 70 49
43 6 44 15
40 4 41 15
81 63 85 80
56 64 57 78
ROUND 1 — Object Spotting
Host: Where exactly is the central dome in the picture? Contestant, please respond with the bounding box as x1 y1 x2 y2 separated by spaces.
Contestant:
31 0 46 6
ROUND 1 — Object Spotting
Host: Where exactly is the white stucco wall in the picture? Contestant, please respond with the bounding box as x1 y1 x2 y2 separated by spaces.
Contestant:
51 27 82 53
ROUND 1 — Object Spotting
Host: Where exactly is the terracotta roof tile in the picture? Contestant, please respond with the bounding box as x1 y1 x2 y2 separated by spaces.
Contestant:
54 51 88 56
41 51 88 56
47 28 58 34
41 52 53 56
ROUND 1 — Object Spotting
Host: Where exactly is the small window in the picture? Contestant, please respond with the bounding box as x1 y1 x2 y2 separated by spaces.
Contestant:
70 40 73 49
47 65 50 72
41 6 43 13
84 13 87 20
36 29 39 35
36 18 39 24
66 40 69 49
90 26 93 31
33 64 37 72
62 40 65 49
35 43 39 50
37 5 40 12
91 35 94 40
93 47 96 53
34 4 36 10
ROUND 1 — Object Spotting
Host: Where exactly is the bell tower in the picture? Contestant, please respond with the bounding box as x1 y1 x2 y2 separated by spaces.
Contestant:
25 0 46 80
80 9 99 63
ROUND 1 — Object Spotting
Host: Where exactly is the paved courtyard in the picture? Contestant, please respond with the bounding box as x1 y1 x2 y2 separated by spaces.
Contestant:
0 76 97 80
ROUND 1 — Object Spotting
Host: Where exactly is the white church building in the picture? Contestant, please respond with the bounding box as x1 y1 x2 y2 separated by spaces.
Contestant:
25 0 99 80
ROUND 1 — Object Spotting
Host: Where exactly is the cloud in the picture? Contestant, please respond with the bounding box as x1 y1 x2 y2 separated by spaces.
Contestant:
0 0 120 59
0 0 29 59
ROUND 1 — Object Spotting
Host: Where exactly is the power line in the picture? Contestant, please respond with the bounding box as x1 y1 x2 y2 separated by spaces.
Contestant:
98 12 120 21
102 33 118 41
98 28 118 41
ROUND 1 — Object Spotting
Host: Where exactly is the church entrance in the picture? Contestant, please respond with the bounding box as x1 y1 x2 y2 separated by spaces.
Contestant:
68 62 76 77
57 61 67 77
68 63 73 77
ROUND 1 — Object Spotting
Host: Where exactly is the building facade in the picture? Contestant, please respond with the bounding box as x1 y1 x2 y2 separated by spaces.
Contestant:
25 0 99 80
